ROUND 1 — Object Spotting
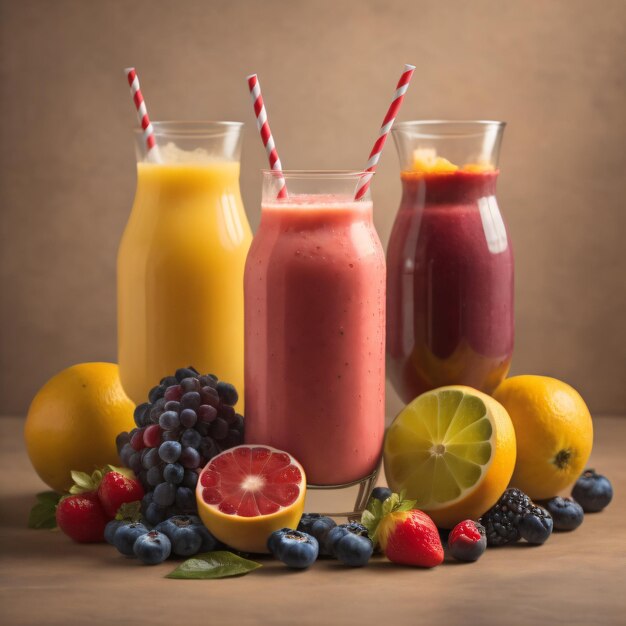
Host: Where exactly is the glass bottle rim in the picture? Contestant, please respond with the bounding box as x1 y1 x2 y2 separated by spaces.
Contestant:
393 120 506 139
261 169 373 179
133 121 243 139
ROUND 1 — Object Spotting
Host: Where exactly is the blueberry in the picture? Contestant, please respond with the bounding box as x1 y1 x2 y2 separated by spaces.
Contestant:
216 381 238 406
519 506 553 545
195 524 218 552
133 530 171 565
540 497 584 531
180 409 198 428
175 486 196 512
156 516 203 557
572 469 613 513
370 486 392 503
448 520 487 562
298 514 337 555
180 446 201 469
326 522 369 554
334 532 373 567
145 502 167 526
113 522 149 556
105 520 123 545
182 470 199 489
153 482 176 507
181 428 202 449
268 529 319 569
163 462 185 485
158 440 182 463
159 411 180 431
133 402 151 427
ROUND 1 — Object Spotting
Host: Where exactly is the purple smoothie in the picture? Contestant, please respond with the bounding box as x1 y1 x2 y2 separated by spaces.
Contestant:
386 170 514 402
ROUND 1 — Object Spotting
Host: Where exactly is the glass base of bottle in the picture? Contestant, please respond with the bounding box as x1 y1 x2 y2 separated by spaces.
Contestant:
303 468 380 521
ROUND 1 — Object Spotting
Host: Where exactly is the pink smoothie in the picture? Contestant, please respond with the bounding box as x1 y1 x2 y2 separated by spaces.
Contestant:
244 195 386 485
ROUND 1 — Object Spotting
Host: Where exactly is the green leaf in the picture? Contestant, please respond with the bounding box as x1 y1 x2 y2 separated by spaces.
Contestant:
360 489 418 548
165 551 262 579
28 491 61 529
116 501 142 522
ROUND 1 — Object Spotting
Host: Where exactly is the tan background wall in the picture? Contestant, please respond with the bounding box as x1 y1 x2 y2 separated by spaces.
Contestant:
1 0 625 416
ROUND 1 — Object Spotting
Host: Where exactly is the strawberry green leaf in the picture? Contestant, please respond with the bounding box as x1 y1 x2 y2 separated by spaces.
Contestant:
28 491 61 529
165 551 262 579
115 501 142 522
106 465 136 480
360 490 417 547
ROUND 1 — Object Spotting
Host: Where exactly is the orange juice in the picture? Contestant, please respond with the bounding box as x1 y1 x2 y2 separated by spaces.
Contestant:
117 124 251 404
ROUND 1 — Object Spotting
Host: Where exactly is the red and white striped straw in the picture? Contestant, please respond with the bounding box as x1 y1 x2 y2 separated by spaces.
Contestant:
247 74 287 198
354 64 416 200
124 67 161 162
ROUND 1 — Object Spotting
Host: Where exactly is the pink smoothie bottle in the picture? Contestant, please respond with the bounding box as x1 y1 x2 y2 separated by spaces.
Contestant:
244 171 386 506
387 121 513 403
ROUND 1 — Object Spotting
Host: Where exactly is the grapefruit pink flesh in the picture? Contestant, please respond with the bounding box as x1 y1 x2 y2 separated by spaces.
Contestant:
200 446 302 517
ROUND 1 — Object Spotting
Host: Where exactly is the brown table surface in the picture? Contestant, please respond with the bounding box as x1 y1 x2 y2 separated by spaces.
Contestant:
1 415 624 626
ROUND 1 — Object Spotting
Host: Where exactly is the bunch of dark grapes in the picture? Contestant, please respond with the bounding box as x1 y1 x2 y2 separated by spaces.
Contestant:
116 367 244 526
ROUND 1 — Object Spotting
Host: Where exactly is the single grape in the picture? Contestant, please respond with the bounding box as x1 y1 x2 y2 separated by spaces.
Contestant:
160 375 178 388
130 429 146 451
128 452 143 474
181 429 202 449
180 408 198 428
149 384 166 404
210 418 229 440
181 392 201 410
153 482 176 507
180 377 200 393
133 402 151 427
220 404 236 424
200 387 220 408
159 410 180 431
143 424 162 448
119 442 134 467
145 502 167 526
163 463 185 485
142 447 159 470
175 368 197 382
182 470 199 489
159 440 182 463
180 447 201 469
161 429 181 442
198 404 217 423
164 385 183 402
198 375 217 389
147 465 164 487
175 486 197 512
164 400 181 412
216 381 238 406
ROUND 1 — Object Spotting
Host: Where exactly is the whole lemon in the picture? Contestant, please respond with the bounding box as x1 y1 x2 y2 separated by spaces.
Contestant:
493 375 593 500
24 363 135 492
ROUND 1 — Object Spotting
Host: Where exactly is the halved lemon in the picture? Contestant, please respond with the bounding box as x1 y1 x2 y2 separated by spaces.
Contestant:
196 445 306 553
384 386 516 528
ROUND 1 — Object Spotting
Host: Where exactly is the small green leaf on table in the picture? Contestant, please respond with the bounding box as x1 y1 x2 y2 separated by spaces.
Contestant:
28 491 62 529
166 551 262 579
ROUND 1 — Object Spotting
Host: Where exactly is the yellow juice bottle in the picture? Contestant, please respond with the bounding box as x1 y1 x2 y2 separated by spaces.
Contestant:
117 122 251 405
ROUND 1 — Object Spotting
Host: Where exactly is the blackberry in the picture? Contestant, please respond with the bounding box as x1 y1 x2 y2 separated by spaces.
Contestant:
479 488 531 546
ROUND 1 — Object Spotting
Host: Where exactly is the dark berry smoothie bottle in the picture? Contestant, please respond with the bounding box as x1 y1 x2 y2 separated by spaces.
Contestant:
387 121 513 403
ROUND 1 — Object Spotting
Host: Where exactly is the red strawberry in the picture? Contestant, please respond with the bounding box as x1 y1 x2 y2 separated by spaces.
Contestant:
362 491 443 568
378 509 444 567
56 492 108 543
97 470 144 518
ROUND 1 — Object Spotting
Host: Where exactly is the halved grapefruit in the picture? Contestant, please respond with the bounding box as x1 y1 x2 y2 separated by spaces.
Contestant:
196 445 306 553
